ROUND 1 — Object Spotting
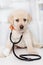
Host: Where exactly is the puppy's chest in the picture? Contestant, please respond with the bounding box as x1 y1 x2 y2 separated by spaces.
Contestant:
12 31 26 47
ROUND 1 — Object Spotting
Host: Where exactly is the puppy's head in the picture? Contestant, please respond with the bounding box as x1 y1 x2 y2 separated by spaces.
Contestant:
9 10 32 33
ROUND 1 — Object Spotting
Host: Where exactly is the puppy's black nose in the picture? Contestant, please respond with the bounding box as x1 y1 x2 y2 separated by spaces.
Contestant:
20 25 24 29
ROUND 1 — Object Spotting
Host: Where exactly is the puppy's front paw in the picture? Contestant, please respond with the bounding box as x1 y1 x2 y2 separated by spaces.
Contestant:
0 52 6 58
3 48 10 57
40 44 43 48
29 50 37 54
35 44 43 48
27 48 38 54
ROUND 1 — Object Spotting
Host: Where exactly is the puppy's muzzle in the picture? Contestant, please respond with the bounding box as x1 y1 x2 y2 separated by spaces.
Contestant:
20 25 24 30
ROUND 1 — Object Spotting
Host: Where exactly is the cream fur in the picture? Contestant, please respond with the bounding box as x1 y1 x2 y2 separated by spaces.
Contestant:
0 10 43 57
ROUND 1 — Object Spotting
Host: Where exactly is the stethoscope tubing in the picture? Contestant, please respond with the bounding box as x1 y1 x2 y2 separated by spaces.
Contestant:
10 31 41 61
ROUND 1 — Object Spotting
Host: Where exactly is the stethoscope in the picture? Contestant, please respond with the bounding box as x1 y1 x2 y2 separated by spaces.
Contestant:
10 30 41 61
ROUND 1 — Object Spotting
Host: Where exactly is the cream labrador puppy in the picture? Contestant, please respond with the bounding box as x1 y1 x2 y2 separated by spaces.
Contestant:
1 10 43 57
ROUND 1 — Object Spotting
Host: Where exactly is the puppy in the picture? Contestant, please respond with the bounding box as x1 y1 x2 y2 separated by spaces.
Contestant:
2 10 43 57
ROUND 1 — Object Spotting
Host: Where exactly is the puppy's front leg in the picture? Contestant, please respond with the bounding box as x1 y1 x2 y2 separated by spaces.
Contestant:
23 31 37 54
3 37 13 57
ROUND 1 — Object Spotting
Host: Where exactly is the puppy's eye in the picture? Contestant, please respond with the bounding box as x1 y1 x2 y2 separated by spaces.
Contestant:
15 19 19 22
23 18 27 22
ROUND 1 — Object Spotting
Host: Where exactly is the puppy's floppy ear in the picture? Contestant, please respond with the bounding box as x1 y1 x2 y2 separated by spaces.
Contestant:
8 15 14 25
27 14 32 23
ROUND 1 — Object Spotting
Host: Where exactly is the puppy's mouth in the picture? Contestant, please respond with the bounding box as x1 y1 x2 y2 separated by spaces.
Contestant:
18 28 25 33
20 30 24 32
